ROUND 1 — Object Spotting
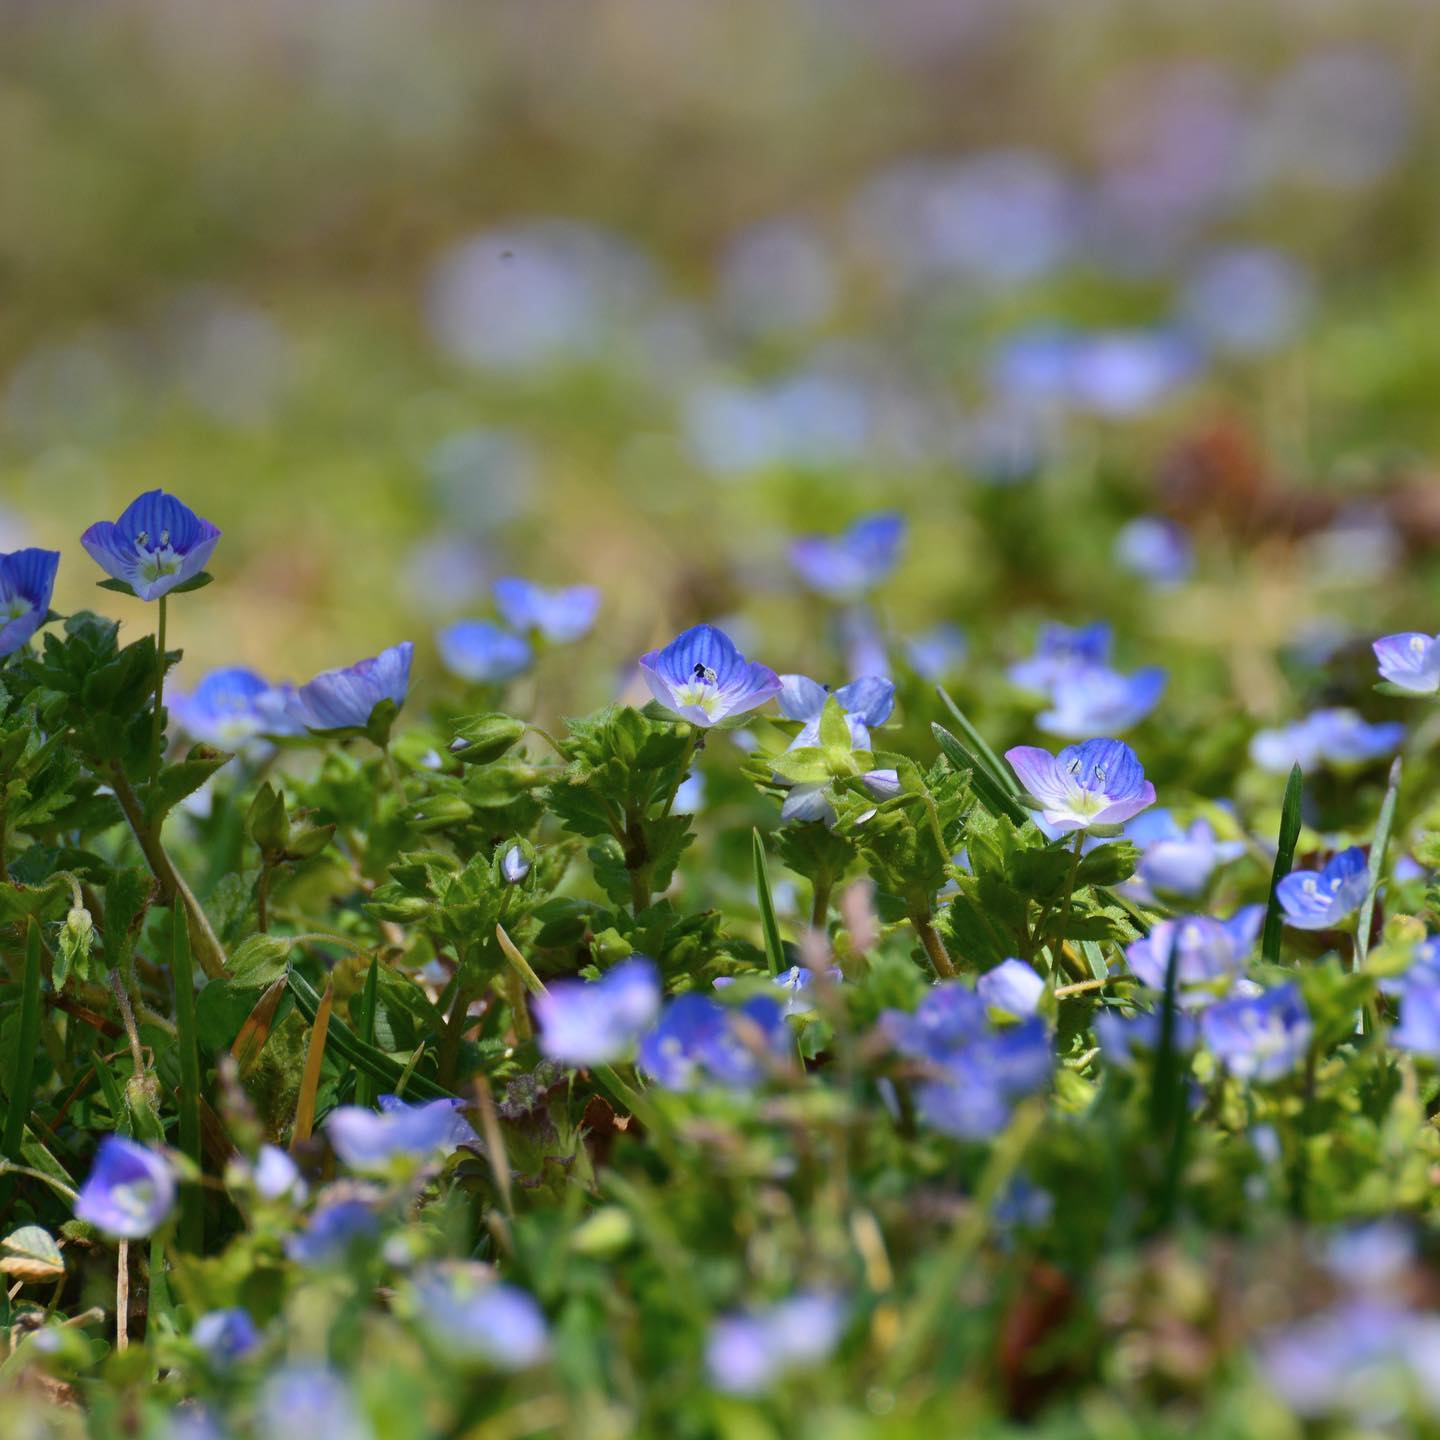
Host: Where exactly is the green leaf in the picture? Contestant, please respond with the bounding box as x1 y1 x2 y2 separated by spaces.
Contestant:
1260 764 1304 967
1356 757 1402 968
765 747 833 785
818 695 852 753
0 921 43 1202
930 723 1029 826
753 829 786 977
143 745 233 824
935 686 1019 796
228 933 294 988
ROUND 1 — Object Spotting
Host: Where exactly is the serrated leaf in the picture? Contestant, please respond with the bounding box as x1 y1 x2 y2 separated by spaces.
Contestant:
228 933 293 988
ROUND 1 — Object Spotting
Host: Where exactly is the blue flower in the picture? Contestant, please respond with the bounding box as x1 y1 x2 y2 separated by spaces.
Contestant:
639 624 781 728
1200 982 1312 1080
80 490 220 602
0 548 59 657
326 1096 476 1173
789 513 905 598
1277 847 1370 930
1094 1008 1197 1064
1374 632 1440 696
168 667 301 747
882 984 1051 1138
284 1199 378 1267
191 1308 261 1368
1392 982 1440 1057
639 992 791 1091
977 959 1045 1018
436 620 532 684
1065 329 1198 417
293 642 413 733
1134 813 1245 898
256 1365 369 1440
904 623 967 680
1182 245 1311 357
74 1136 176 1239
1036 664 1165 737
1113 517 1193 587
777 673 895 748
493 577 599 644
1004 738 1157 834
411 1264 549 1370
251 1143 306 1204
881 983 988 1061
1125 908 1263 997
767 964 841 1018
534 957 661 1066
912 1020 1053 1139
1008 621 1112 694
705 1293 845 1397
1250 709 1404 773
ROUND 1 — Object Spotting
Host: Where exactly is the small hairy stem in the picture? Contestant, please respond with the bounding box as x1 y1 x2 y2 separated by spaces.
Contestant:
116 1242 130 1352
810 876 833 932
256 863 271 934
912 911 957 979
150 594 167 790
109 768 228 981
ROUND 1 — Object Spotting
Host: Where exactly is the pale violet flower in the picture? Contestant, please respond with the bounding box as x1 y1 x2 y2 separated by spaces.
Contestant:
1005 738 1157 834
639 625 781 728
1374 632 1440 696
977 959 1045 1018
1276 847 1370 930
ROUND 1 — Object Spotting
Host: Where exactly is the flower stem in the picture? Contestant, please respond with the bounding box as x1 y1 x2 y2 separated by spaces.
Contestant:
912 910 957 979
150 594 167 789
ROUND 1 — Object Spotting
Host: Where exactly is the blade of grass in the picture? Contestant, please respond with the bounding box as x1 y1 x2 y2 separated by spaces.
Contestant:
0 918 44 1207
286 971 453 1101
931 724 1029 827
936 686 1019 795
1260 764 1304 967
169 912 203 1253
354 954 380 1109
1150 927 1187 1230
753 828 785 977
1355 756 1401 969
289 977 333 1151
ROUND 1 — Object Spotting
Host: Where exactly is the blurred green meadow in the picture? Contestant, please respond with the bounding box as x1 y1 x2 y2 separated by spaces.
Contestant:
5 0 1440 720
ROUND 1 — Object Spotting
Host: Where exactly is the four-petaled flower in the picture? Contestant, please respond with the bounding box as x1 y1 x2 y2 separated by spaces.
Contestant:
1004 738 1156 834
493 577 600 644
1250 709 1403 773
1374 631 1440 696
1125 907 1263 1000
437 620 532 683
1036 663 1165 737
640 624 781 728
534 957 662 1066
1276 846 1369 930
1008 621 1111 694
411 1263 550 1370
74 1135 177 1239
789 512 905 598
326 1095 476 1173
639 992 791 1090
0 548 59 658
81 490 220 601
168 667 300 747
1200 982 1312 1081
292 642 413 733
777 673 895 748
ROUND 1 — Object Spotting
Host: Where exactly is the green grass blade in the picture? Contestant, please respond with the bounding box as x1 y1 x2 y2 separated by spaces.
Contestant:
931 724 1030 827
0 918 44 1206
753 828 785 976
1356 756 1402 968
170 911 203 1253
287 970 454 1101
936 686 1019 795
1260 764 1304 967
354 953 379 1110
